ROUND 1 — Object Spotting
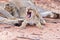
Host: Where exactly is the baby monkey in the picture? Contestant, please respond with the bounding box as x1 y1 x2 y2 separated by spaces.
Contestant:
20 8 42 29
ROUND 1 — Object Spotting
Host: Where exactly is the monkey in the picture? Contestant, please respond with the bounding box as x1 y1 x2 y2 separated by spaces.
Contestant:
20 8 42 29
4 2 19 18
0 16 23 26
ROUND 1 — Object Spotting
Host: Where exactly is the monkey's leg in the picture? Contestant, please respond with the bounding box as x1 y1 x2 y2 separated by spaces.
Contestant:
0 9 16 19
0 16 14 25
39 17 46 25
20 20 27 29
0 16 22 25
0 16 7 24
4 18 24 25
36 21 42 29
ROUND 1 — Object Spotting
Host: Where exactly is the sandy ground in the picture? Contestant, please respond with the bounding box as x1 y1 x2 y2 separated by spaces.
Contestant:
0 18 60 40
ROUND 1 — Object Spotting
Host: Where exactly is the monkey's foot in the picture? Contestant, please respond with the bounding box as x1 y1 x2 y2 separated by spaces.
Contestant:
20 26 26 29
41 20 46 25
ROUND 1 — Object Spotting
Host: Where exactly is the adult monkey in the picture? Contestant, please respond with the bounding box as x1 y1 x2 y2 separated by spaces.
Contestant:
4 2 20 18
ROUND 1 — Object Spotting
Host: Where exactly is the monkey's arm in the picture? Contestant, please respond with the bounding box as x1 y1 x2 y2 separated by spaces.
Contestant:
0 16 23 25
0 8 16 19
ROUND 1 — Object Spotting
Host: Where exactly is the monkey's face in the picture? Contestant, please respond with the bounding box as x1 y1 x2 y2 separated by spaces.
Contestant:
27 9 34 18
4 3 13 12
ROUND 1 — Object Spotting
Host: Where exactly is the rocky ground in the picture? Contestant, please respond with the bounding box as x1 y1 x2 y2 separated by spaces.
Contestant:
0 18 60 40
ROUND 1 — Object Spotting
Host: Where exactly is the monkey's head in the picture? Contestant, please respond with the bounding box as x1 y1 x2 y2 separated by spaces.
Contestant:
4 2 15 13
27 8 35 18
4 3 13 12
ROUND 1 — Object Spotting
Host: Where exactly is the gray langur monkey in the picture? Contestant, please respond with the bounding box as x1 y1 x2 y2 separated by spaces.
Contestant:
20 8 42 29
